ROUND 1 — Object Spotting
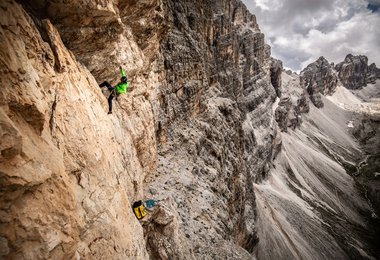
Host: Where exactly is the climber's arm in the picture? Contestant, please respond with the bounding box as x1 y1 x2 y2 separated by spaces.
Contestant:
120 66 126 77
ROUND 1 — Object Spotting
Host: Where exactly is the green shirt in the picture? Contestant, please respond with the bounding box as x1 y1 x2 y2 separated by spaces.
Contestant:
115 82 128 94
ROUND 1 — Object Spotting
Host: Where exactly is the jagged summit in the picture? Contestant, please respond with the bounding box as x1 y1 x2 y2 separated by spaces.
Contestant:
295 54 380 108
336 53 380 89
300 56 338 108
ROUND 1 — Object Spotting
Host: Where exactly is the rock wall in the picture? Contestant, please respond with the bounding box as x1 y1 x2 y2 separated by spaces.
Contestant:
0 0 157 258
145 0 280 257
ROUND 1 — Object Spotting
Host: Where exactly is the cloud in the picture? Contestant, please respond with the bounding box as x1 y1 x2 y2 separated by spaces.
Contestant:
242 0 380 71
367 3 380 13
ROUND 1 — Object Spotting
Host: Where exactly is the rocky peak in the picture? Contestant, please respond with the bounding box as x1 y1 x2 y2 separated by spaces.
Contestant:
300 56 338 108
335 54 370 89
367 62 380 84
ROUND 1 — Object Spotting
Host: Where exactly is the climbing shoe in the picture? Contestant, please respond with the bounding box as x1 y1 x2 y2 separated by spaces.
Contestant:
108 111 112 115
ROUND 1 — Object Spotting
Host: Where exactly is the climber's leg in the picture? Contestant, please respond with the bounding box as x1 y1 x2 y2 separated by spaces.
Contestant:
99 81 113 91
107 92 114 114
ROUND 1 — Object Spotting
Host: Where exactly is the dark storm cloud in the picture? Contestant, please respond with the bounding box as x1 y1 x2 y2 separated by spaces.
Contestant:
367 0 380 12
367 3 379 12
242 0 380 71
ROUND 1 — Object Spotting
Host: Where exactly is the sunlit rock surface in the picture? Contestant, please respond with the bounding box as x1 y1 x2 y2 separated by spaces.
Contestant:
0 1 152 258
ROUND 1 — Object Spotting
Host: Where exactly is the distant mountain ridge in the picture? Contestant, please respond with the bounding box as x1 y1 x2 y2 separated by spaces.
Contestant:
298 54 380 108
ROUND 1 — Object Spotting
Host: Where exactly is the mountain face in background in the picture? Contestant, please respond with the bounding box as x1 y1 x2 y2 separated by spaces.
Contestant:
0 0 379 259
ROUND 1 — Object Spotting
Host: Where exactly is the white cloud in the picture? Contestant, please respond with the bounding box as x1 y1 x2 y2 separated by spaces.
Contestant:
255 0 283 11
242 0 380 71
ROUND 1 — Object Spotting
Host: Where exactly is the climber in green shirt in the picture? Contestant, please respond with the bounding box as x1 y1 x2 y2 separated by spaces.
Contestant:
99 66 129 114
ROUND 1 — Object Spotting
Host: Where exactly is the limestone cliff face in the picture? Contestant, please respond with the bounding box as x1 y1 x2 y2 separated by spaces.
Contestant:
0 0 153 259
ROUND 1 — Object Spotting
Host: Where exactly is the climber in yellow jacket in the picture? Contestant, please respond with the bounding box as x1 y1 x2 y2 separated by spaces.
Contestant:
99 66 129 114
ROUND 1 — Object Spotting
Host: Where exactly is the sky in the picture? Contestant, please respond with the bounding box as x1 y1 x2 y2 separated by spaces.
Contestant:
241 0 380 71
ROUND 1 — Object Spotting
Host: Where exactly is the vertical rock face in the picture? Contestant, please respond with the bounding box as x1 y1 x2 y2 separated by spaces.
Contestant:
19 0 163 176
335 54 369 89
146 0 279 258
300 56 338 108
0 0 154 259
